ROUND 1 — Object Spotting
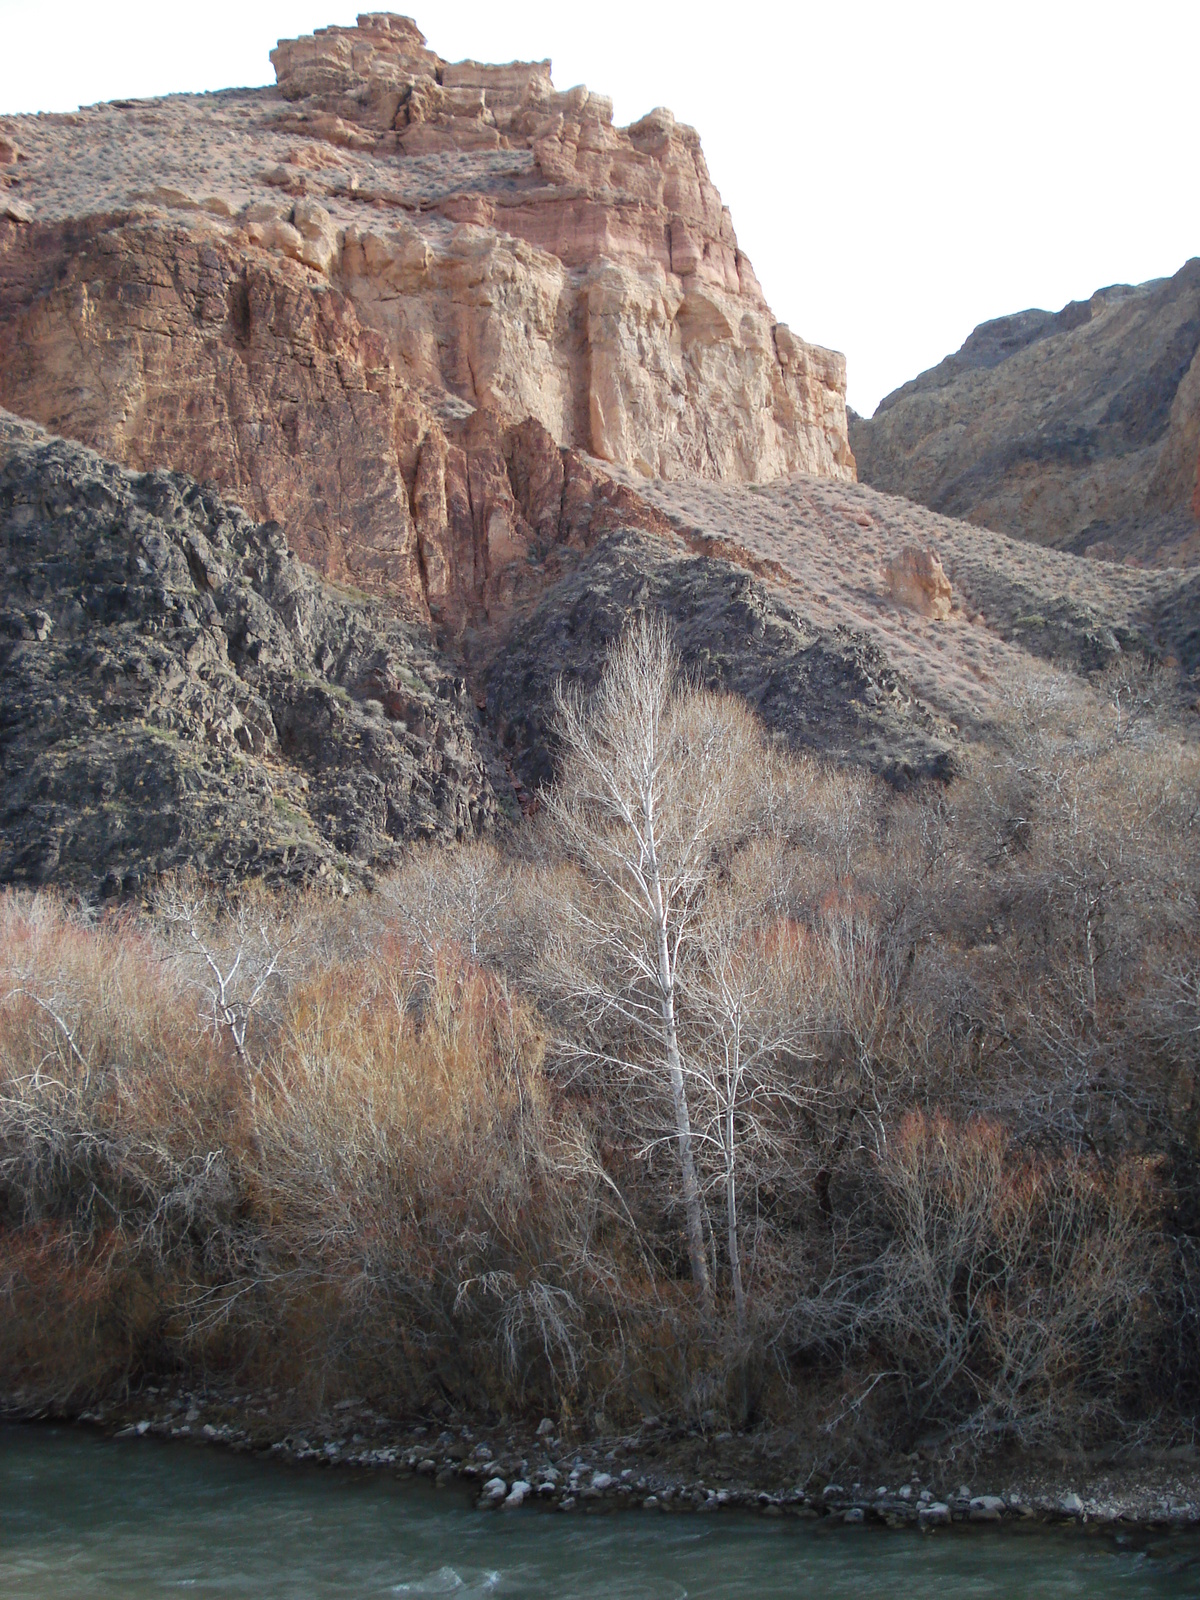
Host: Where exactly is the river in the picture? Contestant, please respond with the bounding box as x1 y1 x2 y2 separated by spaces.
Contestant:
3 1425 1199 1598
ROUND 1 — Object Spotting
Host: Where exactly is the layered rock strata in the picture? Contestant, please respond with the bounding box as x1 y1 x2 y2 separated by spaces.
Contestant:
0 13 853 629
849 260 1200 566
0 213 656 636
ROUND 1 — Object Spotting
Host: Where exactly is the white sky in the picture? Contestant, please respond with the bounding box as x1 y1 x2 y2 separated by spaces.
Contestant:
1 0 1196 415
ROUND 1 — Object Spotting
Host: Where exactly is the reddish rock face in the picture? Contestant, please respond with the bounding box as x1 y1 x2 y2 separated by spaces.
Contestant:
0 211 672 633
0 216 429 612
0 13 856 626
884 545 953 620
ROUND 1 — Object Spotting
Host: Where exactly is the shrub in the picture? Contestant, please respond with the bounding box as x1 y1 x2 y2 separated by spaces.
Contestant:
0 630 1195 1460
796 1112 1165 1451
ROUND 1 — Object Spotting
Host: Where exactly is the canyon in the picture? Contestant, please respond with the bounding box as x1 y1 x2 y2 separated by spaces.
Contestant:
2 11 1200 1514
0 13 1198 897
0 12 852 635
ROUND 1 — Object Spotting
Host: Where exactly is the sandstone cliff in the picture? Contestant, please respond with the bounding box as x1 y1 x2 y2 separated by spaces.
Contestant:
849 260 1200 566
0 13 853 629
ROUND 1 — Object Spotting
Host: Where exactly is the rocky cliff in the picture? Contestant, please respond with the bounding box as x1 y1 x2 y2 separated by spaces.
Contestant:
0 410 508 892
849 260 1200 566
0 13 853 631
1 412 954 897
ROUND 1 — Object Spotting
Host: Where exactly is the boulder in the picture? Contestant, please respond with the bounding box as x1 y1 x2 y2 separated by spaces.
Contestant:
918 1501 951 1525
885 545 953 619
969 1495 1007 1521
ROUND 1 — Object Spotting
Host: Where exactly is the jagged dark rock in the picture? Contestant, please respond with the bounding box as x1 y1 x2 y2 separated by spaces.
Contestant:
485 527 957 794
0 411 504 894
2 409 973 897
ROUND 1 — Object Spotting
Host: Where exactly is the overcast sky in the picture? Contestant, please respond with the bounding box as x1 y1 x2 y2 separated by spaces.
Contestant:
1 0 1195 415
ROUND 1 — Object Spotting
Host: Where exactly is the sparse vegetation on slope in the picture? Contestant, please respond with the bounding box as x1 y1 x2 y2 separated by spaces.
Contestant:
848 259 1200 566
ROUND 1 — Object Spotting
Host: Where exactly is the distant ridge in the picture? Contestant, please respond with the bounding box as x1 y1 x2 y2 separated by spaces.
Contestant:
850 259 1200 566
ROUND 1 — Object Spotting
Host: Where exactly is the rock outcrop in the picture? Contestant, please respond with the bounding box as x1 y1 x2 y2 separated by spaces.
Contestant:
0 13 853 631
849 260 1200 566
485 528 957 796
3 410 974 896
0 412 506 894
884 545 952 619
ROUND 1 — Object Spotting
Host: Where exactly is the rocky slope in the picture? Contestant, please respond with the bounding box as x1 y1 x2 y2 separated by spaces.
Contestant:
1 412 964 897
11 349 1200 901
486 526 956 797
849 260 1200 566
0 411 504 893
608 466 1200 720
0 12 853 632
12 395 1198 900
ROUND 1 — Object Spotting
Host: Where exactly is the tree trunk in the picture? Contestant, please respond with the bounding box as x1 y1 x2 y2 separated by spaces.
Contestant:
653 903 711 1307
663 998 712 1307
726 1100 746 1332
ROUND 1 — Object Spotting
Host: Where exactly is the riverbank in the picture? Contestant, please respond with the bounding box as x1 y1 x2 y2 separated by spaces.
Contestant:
4 1385 1199 1534
9 1421 1199 1600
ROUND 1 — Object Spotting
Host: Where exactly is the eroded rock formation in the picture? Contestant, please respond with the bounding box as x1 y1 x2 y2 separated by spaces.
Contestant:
1 412 957 895
0 13 853 629
884 545 952 619
849 261 1200 566
0 411 505 893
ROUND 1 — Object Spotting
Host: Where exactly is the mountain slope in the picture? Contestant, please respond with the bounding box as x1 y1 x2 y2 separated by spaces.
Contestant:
0 414 953 896
849 260 1200 566
0 411 503 892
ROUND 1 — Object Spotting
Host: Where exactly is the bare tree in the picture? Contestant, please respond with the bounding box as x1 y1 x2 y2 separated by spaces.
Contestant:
381 840 513 964
153 876 301 1070
684 888 810 1331
544 616 756 1307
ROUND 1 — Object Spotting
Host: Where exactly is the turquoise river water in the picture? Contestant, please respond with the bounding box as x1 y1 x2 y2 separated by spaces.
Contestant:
3 1425 1200 1598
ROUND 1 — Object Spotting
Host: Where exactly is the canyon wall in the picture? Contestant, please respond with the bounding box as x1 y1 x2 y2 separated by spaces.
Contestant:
0 13 853 625
849 261 1200 566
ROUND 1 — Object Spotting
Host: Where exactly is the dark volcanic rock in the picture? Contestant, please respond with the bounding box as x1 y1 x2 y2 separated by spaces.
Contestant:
0 412 502 894
849 260 1200 566
1 412 970 899
1149 568 1200 683
485 528 957 793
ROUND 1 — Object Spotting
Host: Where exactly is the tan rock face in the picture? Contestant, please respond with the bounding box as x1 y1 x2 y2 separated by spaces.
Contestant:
849 261 1200 567
0 14 853 630
268 13 853 483
884 545 952 619
0 216 429 610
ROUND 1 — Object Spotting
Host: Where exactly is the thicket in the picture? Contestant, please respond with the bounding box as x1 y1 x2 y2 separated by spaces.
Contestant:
1 620 1197 1465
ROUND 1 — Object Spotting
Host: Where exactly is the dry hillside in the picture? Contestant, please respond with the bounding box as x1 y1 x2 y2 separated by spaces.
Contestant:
849 262 1200 566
